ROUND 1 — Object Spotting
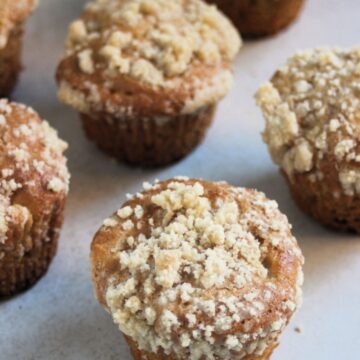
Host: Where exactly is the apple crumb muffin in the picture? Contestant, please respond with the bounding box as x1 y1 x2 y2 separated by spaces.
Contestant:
0 0 37 96
56 0 241 167
256 47 360 232
91 177 304 360
0 100 70 297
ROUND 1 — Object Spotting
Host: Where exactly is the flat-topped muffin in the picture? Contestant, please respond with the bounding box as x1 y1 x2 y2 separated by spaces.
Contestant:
0 99 70 297
256 47 360 232
91 178 304 359
56 0 241 166
0 0 37 96
205 0 305 37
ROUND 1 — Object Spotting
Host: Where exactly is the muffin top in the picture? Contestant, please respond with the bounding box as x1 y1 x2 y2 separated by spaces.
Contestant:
0 100 69 250
256 47 360 197
91 178 303 360
57 0 241 117
0 0 37 49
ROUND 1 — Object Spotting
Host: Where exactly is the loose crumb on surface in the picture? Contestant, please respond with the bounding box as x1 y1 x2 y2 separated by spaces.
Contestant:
295 326 303 334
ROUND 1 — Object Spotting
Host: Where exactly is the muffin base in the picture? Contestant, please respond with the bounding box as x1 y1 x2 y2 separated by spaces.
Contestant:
125 336 277 360
0 200 65 297
80 105 216 167
284 171 360 233
207 0 305 37
0 24 23 97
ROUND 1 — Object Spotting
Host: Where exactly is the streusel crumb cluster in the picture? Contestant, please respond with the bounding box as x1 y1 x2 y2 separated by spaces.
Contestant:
0 0 38 48
65 0 241 86
98 178 303 360
256 47 360 196
0 100 69 248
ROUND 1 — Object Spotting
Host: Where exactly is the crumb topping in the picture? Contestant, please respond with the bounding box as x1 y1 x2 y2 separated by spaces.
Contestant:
65 0 241 87
0 100 70 245
256 47 360 196
0 0 38 49
97 178 303 359
57 0 241 116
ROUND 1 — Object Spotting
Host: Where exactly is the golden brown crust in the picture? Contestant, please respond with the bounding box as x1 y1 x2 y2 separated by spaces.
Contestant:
0 0 37 49
0 24 23 97
91 178 303 359
0 100 70 297
56 0 241 117
80 105 215 167
206 0 305 37
57 59 232 117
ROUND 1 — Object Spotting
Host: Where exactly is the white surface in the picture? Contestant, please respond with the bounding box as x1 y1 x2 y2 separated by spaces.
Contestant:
1 0 360 359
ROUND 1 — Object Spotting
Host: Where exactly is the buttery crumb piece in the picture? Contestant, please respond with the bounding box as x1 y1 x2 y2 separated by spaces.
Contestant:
103 218 117 227
256 47 360 195
122 219 134 231
0 114 6 126
117 206 133 219
47 177 66 193
294 326 303 333
134 205 144 219
77 49 94 74
68 19 87 43
99 178 304 360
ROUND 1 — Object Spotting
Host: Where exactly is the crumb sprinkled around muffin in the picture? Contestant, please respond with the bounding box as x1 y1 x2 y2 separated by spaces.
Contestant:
91 178 303 360
256 47 360 197
0 99 69 246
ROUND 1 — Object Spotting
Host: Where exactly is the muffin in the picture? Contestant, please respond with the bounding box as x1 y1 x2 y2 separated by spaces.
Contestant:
91 177 304 359
0 0 37 97
256 47 360 232
56 0 241 167
206 0 305 37
0 100 70 297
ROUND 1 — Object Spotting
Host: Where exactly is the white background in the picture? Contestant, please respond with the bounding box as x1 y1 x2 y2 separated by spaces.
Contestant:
1 0 360 359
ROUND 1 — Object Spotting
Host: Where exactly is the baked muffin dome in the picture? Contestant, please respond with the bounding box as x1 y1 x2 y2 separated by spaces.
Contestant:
205 0 305 37
0 0 38 96
91 178 303 360
256 47 360 232
0 100 70 297
56 0 241 167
